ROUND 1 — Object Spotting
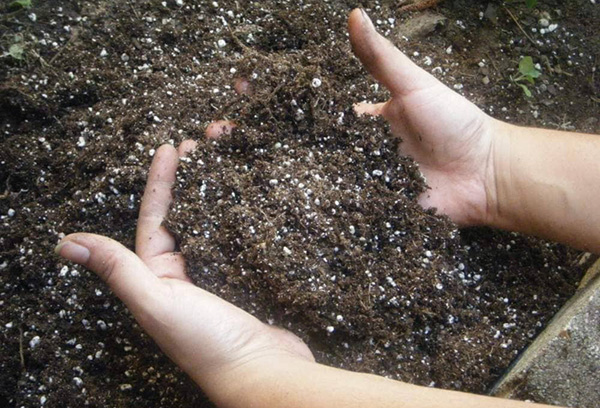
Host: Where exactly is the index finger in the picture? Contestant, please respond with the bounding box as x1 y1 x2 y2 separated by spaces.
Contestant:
136 144 179 261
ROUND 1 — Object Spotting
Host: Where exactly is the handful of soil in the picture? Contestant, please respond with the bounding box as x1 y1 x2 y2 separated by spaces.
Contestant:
166 51 579 391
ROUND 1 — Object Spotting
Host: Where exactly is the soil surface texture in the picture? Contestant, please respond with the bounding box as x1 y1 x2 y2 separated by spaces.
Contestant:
1 0 598 407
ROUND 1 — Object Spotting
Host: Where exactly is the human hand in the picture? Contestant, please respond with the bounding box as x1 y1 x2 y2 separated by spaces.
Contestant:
54 142 313 399
349 9 501 226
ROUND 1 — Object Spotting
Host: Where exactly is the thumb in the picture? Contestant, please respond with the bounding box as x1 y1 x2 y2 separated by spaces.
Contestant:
55 233 165 317
348 8 439 96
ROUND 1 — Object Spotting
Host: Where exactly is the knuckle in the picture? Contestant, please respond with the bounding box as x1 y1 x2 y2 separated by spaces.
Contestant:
98 249 121 285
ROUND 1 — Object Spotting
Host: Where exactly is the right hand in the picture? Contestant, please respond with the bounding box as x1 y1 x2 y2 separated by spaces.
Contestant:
349 9 501 226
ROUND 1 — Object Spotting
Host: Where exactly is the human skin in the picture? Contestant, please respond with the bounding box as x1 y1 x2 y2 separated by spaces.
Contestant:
54 8 600 408
351 9 600 253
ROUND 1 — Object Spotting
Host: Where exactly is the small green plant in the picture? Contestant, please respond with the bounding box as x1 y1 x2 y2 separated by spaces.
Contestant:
511 56 541 97
9 0 32 10
3 34 26 61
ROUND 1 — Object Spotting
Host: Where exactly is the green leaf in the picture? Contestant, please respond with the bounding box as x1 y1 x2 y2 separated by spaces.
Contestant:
9 0 32 9
525 0 538 8
518 56 541 78
518 56 534 74
9 43 24 60
518 83 532 97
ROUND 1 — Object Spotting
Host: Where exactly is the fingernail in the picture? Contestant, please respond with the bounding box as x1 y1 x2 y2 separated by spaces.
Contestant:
360 9 374 28
55 241 91 265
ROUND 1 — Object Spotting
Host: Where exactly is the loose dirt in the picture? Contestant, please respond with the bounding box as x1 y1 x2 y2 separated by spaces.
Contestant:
1 0 597 407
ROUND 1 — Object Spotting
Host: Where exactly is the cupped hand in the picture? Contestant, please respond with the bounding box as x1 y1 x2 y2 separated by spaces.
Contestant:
349 9 500 226
55 142 313 397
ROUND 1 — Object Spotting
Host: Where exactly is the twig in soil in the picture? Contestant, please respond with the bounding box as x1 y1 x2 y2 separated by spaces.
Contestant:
456 72 477 79
50 29 78 64
6 87 36 109
503 6 538 49
485 52 503 79
19 327 25 370
29 49 59 76
128 1 141 19
539 55 574 78
357 287 370 311
52 115 65 130
258 82 285 109
552 64 573 78
228 28 252 53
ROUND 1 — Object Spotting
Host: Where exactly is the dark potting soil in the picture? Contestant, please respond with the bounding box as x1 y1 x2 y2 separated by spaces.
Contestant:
1 0 598 407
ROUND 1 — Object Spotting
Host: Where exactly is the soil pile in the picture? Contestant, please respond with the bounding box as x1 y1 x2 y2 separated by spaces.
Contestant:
1 0 597 407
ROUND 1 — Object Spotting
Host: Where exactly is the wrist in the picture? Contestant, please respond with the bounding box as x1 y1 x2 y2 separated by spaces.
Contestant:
480 119 514 229
450 117 509 228
202 353 314 408
191 323 315 407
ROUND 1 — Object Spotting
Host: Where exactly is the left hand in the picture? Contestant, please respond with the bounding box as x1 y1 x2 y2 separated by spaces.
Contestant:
55 141 313 398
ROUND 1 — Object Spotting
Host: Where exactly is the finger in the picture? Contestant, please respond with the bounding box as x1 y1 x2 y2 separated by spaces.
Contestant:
348 8 439 96
55 233 165 316
178 139 198 157
206 120 236 139
353 101 387 117
136 144 179 261
234 77 252 96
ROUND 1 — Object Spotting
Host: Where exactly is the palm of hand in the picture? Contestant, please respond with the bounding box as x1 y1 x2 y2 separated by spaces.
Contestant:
385 85 494 225
349 9 494 225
